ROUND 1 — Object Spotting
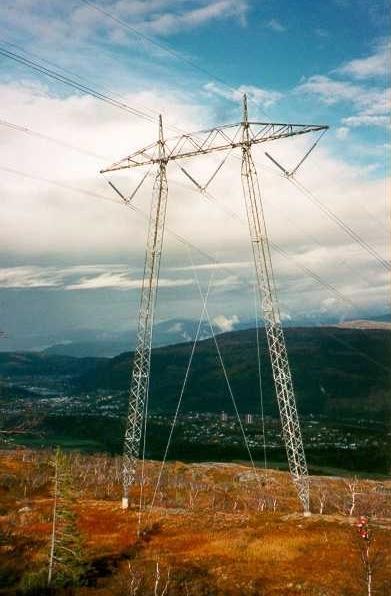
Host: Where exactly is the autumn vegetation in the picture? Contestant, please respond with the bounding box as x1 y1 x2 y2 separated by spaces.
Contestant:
0 449 390 595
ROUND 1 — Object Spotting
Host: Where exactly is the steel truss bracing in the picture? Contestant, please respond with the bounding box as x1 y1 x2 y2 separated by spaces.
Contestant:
102 98 328 512
241 97 309 512
101 122 327 172
121 116 168 509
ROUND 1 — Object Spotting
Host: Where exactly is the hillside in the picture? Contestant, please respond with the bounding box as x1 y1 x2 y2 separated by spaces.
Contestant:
0 450 390 595
76 326 391 419
0 352 106 379
1 327 389 475
2 327 389 422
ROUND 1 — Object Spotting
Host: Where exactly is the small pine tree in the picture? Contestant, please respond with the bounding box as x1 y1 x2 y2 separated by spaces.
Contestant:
48 448 87 588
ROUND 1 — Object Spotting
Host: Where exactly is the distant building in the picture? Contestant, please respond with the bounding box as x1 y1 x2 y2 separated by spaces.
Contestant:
221 411 228 422
245 413 253 424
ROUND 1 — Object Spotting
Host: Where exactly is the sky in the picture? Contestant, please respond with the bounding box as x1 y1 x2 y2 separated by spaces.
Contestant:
0 0 389 350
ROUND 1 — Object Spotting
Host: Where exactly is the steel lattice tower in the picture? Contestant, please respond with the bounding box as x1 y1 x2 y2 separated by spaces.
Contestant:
101 98 328 512
121 116 168 508
241 97 309 512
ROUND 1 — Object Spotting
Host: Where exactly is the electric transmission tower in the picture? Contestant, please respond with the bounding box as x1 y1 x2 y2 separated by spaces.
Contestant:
109 116 167 509
101 97 328 513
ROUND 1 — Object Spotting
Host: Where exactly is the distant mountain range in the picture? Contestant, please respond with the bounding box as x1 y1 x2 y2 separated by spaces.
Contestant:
41 319 217 358
333 319 391 330
2 314 390 357
29 314 391 358
1 326 390 420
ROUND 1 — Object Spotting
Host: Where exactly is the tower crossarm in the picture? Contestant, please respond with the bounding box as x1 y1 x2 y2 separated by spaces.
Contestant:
101 122 328 172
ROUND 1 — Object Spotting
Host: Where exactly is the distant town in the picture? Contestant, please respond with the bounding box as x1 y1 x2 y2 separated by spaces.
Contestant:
2 381 388 466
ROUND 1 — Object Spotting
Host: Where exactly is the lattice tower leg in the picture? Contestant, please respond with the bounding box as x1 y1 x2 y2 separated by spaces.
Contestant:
122 119 168 509
241 132 310 514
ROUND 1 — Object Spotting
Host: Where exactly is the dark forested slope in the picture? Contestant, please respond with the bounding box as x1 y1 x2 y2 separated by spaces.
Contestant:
76 327 391 418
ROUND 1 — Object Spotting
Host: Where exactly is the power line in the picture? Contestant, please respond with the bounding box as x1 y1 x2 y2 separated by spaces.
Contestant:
148 269 215 516
172 163 358 310
1 35 170 121
5 11 386 277
4 111 351 301
0 112 379 318
291 178 390 272
321 326 390 374
3 158 385 338
80 0 234 93
2 163 389 377
254 282 267 469
79 0 271 120
0 37 102 89
5 105 391 282
0 118 107 160
2 114 369 298
0 45 158 124
8 28 379 285
229 150 389 273
191 258 263 482
0 161 361 314
0 163 235 274
0 112 370 316
169 165 391 375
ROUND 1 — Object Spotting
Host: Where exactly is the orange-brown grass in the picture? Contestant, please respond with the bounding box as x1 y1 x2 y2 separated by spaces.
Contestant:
76 500 139 555
1 449 390 595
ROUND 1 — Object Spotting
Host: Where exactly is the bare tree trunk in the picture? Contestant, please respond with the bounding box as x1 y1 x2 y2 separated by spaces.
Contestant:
319 491 326 514
153 559 170 596
346 477 359 516
154 560 160 596
48 450 59 586
367 562 372 596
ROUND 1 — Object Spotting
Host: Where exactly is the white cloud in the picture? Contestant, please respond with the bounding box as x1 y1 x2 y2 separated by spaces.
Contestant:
335 126 349 140
167 322 183 333
65 273 193 290
266 19 286 33
65 271 137 290
0 265 124 289
296 75 389 129
281 312 292 321
341 114 389 128
0 81 389 322
320 296 337 313
166 321 192 341
336 40 389 79
204 81 283 108
0 265 101 289
170 261 252 272
0 1 388 341
296 75 383 108
0 1 249 45
139 0 249 35
213 314 239 332
0 264 194 291
0 266 62 289
296 41 389 131
213 276 243 290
